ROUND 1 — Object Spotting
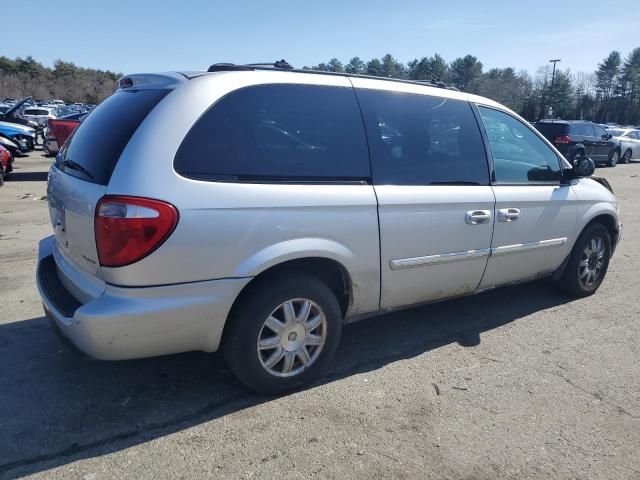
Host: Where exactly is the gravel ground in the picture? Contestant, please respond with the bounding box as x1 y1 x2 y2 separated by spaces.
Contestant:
0 150 639 480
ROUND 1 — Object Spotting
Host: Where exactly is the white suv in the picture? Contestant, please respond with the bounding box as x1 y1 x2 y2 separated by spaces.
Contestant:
37 63 620 394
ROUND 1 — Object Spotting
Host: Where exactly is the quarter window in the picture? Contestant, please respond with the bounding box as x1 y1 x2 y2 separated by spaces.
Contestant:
174 84 370 181
356 89 489 185
478 106 561 184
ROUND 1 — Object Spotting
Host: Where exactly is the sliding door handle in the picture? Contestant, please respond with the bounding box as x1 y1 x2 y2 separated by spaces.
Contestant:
465 210 492 225
498 208 520 222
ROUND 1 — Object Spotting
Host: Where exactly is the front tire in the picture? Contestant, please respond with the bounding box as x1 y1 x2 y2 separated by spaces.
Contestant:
607 150 620 167
223 273 342 395
560 223 611 297
622 149 632 164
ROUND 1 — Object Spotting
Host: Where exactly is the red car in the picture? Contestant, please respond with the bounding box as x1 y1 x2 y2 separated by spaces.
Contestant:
44 116 83 156
0 144 13 185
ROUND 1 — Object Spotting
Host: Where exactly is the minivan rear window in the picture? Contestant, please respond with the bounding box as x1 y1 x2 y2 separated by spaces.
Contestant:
533 123 568 140
25 109 50 116
174 84 370 182
57 89 169 185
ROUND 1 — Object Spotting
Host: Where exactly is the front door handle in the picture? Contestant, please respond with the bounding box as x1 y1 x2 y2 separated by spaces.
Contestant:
498 208 521 222
465 209 492 225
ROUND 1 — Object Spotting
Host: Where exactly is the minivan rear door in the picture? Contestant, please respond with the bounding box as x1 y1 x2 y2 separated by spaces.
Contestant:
48 88 169 278
354 81 495 309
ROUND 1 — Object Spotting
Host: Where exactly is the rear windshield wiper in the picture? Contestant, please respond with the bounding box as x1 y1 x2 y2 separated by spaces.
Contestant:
60 158 95 180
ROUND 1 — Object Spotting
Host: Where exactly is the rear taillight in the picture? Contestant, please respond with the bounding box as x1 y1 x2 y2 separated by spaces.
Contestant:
95 196 178 267
554 135 572 144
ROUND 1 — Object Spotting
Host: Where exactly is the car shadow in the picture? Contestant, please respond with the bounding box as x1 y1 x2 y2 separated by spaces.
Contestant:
0 280 572 478
6 171 49 182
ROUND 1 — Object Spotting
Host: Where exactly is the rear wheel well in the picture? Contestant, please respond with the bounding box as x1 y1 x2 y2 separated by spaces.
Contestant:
222 257 352 343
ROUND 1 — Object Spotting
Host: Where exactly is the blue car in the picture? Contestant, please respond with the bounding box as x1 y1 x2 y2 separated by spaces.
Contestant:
0 121 36 152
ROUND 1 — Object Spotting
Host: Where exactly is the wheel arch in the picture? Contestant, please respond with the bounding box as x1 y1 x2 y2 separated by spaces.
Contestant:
579 210 619 252
221 255 354 348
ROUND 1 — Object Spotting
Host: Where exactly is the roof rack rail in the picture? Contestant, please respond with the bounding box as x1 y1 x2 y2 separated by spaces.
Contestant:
414 80 459 91
207 63 253 72
246 59 294 70
207 59 293 73
204 61 460 91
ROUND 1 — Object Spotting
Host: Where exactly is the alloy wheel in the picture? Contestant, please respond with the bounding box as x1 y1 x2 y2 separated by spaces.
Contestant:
578 237 605 289
256 298 327 378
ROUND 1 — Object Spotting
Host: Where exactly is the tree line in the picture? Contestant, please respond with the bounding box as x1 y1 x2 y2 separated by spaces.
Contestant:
1 50 639 125
0 56 120 104
304 49 640 125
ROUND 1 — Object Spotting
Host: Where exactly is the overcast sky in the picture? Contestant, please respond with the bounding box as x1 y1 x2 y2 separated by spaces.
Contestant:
4 0 640 75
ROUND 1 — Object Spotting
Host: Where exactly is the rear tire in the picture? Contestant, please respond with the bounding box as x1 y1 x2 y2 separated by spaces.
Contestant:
622 149 632 164
560 223 611 297
0 164 4 187
607 150 620 167
223 273 342 395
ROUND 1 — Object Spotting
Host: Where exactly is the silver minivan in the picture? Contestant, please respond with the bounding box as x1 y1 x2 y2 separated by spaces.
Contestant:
37 64 621 394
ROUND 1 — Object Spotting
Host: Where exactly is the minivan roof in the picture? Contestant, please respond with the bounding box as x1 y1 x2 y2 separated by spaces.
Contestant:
118 63 507 115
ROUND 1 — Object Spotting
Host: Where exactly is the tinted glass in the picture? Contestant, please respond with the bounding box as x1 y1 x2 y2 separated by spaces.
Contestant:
25 109 50 115
632 131 640 140
593 125 608 137
534 122 568 141
174 84 370 181
57 89 169 185
479 107 561 184
570 124 590 136
608 129 625 137
357 89 489 185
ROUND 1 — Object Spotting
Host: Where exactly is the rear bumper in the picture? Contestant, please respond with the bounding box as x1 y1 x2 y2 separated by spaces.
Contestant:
36 236 251 360
44 138 58 155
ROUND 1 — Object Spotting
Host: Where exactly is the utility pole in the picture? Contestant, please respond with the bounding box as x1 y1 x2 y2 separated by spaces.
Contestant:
549 59 561 118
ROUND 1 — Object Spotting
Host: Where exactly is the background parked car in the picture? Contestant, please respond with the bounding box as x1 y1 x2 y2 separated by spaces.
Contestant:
0 144 12 185
22 106 57 128
0 97 41 131
0 135 20 158
43 112 86 156
606 128 640 163
0 121 36 152
533 120 622 167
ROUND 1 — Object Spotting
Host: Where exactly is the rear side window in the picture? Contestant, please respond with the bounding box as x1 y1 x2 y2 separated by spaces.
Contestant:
57 89 169 185
574 124 595 136
356 89 489 185
174 84 370 182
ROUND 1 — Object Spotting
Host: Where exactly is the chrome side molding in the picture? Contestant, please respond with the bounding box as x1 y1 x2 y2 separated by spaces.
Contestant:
389 248 491 270
390 237 567 270
491 237 567 256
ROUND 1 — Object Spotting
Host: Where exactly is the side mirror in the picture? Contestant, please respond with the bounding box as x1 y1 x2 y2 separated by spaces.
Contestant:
567 156 595 179
603 133 613 140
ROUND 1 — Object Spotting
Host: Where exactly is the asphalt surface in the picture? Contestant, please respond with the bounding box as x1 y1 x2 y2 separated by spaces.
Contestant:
1 150 639 479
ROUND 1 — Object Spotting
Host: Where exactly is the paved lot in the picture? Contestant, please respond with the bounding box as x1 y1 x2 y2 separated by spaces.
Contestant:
0 150 639 479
